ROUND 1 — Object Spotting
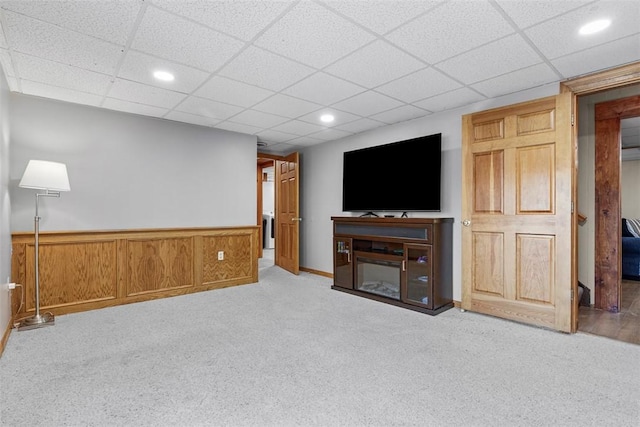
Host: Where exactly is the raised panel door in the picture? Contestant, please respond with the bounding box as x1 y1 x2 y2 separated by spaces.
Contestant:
462 93 574 332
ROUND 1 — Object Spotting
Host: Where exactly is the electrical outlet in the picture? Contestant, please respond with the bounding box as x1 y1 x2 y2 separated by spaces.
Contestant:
217 251 224 261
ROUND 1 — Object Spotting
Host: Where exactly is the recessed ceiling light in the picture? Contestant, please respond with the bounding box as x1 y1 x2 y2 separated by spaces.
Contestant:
320 114 335 123
579 19 611 35
153 70 175 82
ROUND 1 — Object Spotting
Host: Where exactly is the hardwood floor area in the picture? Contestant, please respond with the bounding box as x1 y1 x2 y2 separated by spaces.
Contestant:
578 279 640 345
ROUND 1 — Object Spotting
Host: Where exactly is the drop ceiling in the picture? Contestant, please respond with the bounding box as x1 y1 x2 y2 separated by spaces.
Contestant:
1 0 639 154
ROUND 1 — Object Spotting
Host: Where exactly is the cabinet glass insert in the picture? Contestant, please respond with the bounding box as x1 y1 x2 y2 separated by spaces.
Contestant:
405 245 432 306
334 238 352 288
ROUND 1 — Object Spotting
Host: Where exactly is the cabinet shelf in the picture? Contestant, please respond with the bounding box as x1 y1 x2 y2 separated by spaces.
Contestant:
332 216 453 315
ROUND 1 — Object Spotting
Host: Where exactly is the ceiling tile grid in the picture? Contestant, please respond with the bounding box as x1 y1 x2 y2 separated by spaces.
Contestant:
253 0 376 69
0 0 638 152
3 11 124 75
102 98 169 118
12 52 113 95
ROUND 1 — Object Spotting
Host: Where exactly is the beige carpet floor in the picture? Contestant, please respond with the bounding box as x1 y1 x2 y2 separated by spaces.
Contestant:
1 263 638 426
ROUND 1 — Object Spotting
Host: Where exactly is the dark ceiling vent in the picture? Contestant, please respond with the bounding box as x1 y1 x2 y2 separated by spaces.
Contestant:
257 141 268 147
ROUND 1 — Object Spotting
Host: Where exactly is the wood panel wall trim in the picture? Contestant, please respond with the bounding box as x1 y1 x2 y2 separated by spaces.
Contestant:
0 318 11 358
560 62 640 95
11 225 258 241
593 95 640 121
11 226 259 318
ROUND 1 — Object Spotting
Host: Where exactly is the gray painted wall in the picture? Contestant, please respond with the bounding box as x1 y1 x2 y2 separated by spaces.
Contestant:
0 64 11 337
298 83 559 301
10 94 257 232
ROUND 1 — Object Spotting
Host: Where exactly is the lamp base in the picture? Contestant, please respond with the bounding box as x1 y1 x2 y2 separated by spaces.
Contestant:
17 312 55 331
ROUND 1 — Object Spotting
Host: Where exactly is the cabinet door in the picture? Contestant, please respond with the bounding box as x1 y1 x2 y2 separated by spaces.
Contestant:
402 244 433 308
334 237 353 289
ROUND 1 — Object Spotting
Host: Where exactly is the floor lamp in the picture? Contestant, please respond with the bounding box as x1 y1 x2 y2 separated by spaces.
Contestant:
18 160 70 331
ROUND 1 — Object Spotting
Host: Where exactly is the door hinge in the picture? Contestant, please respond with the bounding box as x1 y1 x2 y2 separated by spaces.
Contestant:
571 201 574 213
571 114 575 126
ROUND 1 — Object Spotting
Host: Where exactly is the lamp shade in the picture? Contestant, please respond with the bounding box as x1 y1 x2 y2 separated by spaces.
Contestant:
19 160 70 191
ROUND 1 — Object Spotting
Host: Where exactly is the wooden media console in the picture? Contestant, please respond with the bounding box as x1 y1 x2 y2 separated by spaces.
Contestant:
332 216 453 315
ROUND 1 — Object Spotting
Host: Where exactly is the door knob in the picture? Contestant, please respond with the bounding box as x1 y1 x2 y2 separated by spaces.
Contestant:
462 219 471 227
291 217 302 221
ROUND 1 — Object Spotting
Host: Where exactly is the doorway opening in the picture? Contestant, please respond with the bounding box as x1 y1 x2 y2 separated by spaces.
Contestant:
258 157 275 270
261 163 275 270
576 85 640 345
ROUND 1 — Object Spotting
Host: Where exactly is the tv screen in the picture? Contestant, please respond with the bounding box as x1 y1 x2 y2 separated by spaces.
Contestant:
342 133 441 212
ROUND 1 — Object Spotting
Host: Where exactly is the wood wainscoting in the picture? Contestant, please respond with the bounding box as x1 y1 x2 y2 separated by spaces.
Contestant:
11 226 259 320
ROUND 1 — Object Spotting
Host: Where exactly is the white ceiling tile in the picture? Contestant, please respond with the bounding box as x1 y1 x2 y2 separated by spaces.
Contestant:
332 91 404 117
219 46 315 91
282 72 365 105
132 6 245 72
414 87 486 112
270 120 325 136
108 79 186 108
21 80 103 106
0 24 7 49
256 129 298 143
252 94 321 119
551 34 640 78
0 49 15 77
437 34 542 84
254 1 375 68
325 40 425 88
102 98 169 118
164 111 220 128
175 96 244 120
194 76 274 107
387 0 514 64
321 0 444 35
285 136 326 147
370 105 431 124
4 11 123 75
471 63 560 98
297 109 360 127
495 0 592 28
525 1 640 59
13 53 112 95
152 0 294 42
228 109 290 129
1 0 141 45
335 118 385 134
119 51 210 94
375 67 462 103
308 128 352 141
215 121 263 135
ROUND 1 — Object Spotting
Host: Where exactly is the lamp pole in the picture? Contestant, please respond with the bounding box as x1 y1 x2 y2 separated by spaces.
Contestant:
21 190 60 328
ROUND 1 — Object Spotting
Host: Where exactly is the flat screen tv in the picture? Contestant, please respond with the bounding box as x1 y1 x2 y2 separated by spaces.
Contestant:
342 133 441 212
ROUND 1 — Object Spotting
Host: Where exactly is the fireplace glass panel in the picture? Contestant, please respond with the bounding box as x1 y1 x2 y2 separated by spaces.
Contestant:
355 256 401 300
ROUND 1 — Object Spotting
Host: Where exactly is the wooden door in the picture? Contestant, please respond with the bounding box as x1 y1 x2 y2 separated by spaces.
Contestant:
461 93 575 332
275 152 300 274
